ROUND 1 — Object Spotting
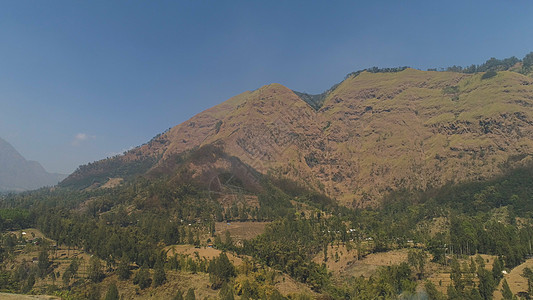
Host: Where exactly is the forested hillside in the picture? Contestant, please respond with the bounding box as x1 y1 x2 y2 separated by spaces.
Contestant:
1 152 532 298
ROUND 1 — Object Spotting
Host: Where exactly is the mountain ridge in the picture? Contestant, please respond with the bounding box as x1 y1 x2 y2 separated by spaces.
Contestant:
63 68 533 207
0 137 66 192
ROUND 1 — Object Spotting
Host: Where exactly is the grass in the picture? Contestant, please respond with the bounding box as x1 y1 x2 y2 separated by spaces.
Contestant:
493 256 533 299
214 221 269 242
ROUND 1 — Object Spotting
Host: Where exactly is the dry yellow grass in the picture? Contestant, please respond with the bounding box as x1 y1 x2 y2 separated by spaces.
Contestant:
275 273 316 297
214 221 269 242
95 271 218 300
7 227 317 298
313 244 359 275
426 255 533 299
0 293 59 299
100 177 123 189
342 249 410 278
426 254 498 295
493 256 533 299
165 244 243 266
9 228 50 242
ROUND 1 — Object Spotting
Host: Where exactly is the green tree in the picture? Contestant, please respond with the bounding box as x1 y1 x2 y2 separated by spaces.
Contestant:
475 255 485 269
185 288 196 300
23 273 35 293
408 249 428 279
241 280 253 300
450 258 463 291
481 70 497 80
153 260 166 287
187 228 194 245
469 288 483 300
194 230 200 246
104 283 120 300
523 52 533 70
37 249 50 278
88 256 105 283
424 281 445 300
209 221 216 236
521 267 533 297
501 279 515 300
208 252 236 289
219 282 234 300
214 235 222 248
50 271 56 285
447 284 462 300
87 284 101 300
133 265 152 289
117 256 131 280
62 258 79 286
477 267 496 300
268 289 285 300
427 233 446 264
224 231 233 248
492 256 504 283
173 290 184 300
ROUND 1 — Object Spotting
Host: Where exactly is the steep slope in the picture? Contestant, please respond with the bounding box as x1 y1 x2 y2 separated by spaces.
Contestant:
316 69 533 204
0 138 65 192
63 69 533 207
64 84 328 191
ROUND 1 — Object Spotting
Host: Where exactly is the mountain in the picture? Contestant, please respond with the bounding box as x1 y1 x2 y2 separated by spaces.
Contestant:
0 137 65 192
5 60 533 299
62 68 533 207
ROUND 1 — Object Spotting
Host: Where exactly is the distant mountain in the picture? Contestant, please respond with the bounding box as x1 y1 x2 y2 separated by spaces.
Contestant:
62 68 533 207
0 137 65 192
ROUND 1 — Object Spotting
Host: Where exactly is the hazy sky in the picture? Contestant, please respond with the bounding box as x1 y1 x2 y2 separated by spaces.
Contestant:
1 1 532 174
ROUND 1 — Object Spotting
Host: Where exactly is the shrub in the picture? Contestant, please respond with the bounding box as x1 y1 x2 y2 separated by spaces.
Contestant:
104 283 119 300
442 86 459 95
133 266 152 289
481 70 497 80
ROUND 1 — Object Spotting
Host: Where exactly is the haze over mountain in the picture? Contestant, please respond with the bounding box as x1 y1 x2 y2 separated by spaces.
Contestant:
63 61 533 207
0 137 65 192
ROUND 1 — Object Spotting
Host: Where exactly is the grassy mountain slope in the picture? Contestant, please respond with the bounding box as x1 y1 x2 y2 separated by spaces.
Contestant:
318 69 533 204
63 69 533 207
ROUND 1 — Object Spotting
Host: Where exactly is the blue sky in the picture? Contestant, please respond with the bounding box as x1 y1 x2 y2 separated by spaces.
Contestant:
1 1 532 174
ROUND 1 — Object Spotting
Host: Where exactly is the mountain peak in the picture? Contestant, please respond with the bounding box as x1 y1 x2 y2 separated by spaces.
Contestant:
0 137 66 192
63 69 533 207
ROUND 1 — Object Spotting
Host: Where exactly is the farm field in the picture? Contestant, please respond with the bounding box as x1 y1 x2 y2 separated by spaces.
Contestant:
215 221 269 241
